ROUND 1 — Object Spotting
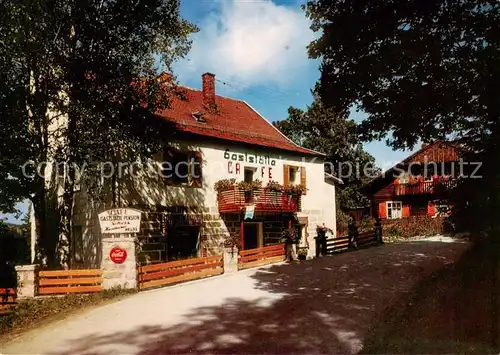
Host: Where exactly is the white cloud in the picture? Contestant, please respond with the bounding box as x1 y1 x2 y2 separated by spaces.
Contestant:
175 0 315 90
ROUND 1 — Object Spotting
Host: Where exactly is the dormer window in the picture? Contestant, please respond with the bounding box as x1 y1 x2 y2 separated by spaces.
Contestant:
192 111 206 123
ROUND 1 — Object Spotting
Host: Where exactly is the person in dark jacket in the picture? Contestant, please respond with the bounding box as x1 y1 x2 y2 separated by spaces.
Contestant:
348 220 359 249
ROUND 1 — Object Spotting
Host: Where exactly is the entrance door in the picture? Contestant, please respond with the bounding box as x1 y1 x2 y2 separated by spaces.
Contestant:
243 222 263 250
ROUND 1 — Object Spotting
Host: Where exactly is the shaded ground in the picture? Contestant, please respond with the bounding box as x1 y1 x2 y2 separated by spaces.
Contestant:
0 289 137 345
363 237 500 354
1 241 469 354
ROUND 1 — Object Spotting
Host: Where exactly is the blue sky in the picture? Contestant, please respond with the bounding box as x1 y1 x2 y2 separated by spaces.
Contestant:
2 0 417 225
175 0 417 168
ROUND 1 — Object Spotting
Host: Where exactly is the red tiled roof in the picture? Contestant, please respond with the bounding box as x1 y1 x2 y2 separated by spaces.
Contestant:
155 86 323 156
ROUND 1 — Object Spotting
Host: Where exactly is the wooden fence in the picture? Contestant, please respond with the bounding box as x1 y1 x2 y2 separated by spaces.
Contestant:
238 244 285 270
138 255 223 290
38 269 103 295
0 288 16 315
326 231 379 254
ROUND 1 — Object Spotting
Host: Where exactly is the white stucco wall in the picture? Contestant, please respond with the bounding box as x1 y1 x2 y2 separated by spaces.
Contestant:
121 139 329 211
72 138 338 264
322 182 337 232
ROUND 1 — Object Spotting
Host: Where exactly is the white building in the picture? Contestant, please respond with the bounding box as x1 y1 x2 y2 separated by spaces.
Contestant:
51 73 339 267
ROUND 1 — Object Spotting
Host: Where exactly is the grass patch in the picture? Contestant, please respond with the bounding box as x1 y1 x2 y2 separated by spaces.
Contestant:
0 287 136 343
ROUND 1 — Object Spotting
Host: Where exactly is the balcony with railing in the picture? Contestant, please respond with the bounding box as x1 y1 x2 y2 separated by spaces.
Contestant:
394 180 455 196
217 188 302 213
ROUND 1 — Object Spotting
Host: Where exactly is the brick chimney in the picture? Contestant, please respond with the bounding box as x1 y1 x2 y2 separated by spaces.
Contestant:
202 73 216 107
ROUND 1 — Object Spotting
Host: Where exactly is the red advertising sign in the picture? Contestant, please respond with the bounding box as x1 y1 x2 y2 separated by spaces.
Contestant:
109 247 127 264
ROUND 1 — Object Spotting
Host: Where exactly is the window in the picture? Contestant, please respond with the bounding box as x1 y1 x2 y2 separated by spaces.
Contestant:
166 226 200 261
289 166 300 185
398 172 410 184
244 167 257 183
283 164 307 195
386 201 403 219
163 148 202 187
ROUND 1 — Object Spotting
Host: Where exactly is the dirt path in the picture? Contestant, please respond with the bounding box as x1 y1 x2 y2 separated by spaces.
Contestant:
0 240 469 355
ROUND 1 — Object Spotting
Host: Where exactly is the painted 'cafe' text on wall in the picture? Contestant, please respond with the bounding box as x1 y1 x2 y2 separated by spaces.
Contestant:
224 149 277 180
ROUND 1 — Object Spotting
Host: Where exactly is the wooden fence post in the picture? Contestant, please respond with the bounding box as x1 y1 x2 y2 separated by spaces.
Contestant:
374 218 383 244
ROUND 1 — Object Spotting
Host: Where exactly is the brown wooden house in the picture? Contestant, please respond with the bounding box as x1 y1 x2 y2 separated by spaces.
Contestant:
364 140 464 220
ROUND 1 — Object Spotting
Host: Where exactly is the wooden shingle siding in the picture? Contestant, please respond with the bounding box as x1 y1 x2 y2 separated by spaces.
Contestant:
405 141 462 164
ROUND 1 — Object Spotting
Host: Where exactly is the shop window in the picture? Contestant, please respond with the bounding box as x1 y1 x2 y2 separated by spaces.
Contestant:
166 226 200 261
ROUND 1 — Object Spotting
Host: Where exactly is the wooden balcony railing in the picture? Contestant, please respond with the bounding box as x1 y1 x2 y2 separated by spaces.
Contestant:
394 180 454 196
217 188 302 213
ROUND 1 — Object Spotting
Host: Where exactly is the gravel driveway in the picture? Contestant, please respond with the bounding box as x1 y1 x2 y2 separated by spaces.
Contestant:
1 240 469 355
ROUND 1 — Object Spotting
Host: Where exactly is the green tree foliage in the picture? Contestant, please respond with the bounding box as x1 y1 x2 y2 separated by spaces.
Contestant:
0 221 30 287
0 0 197 267
304 0 500 233
304 0 500 150
274 99 379 213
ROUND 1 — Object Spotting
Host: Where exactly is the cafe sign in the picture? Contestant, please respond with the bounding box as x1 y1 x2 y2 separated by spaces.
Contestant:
224 149 277 166
224 148 277 179
98 208 142 234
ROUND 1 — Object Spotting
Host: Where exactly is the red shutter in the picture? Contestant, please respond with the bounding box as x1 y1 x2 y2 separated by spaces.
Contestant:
402 205 410 218
300 167 307 195
428 202 436 217
283 165 291 186
378 202 387 219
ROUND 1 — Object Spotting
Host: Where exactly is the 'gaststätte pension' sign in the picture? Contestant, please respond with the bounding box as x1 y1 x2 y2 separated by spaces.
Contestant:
98 208 141 234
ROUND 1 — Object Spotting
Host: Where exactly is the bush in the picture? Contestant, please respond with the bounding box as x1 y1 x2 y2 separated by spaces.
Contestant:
0 222 30 288
336 209 351 236
382 216 450 242
358 217 375 233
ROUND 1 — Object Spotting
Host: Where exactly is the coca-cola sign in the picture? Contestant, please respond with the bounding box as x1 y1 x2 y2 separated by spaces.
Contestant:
110 247 127 264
